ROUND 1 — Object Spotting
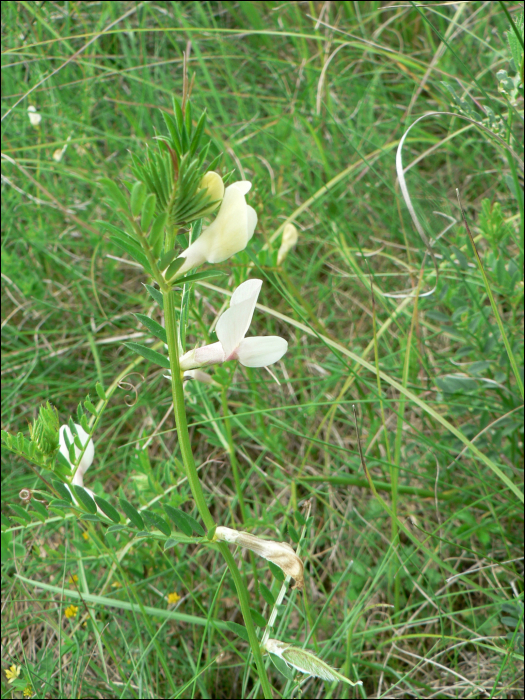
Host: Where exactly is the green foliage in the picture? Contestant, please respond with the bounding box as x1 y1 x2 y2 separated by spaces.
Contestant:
131 103 220 230
72 485 97 514
133 313 168 344
119 498 145 530
1 2 523 698
506 12 524 77
123 342 171 370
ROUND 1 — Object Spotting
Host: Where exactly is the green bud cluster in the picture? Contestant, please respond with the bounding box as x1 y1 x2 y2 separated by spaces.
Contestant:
131 97 221 229
29 401 60 457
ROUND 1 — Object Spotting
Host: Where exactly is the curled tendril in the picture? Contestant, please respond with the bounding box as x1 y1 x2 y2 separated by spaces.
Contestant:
19 489 31 503
118 372 143 406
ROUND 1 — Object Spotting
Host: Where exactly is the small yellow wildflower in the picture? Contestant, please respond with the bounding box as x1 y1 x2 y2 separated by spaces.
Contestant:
82 532 89 540
5 664 21 683
111 581 122 589
68 574 79 584
23 685 34 698
64 604 78 619
167 591 181 605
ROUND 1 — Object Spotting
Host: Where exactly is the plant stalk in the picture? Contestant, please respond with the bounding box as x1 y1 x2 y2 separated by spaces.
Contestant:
163 288 273 699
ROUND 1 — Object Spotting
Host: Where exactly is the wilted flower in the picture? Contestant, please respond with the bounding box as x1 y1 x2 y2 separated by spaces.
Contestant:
214 525 304 590
27 105 41 127
175 181 257 276
263 639 362 685
277 222 298 265
178 279 287 370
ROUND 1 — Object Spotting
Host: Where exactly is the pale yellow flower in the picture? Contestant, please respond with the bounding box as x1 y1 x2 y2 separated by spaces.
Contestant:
175 181 257 276
5 664 21 683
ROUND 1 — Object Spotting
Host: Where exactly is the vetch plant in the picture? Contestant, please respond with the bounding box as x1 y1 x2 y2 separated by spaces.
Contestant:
2 91 362 695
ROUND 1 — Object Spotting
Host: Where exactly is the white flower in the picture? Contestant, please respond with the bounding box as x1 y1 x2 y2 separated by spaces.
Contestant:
175 181 257 277
59 423 99 508
27 105 42 127
59 424 94 482
53 134 72 163
179 279 288 370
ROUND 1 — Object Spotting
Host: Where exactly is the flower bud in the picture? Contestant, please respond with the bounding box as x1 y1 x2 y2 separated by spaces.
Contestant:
214 526 304 590
277 223 298 265
197 171 225 216
30 402 59 457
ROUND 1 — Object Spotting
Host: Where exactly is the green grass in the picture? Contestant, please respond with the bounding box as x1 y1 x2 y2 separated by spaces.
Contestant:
2 2 523 698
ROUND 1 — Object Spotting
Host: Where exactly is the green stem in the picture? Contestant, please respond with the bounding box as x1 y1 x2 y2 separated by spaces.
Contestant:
163 289 273 699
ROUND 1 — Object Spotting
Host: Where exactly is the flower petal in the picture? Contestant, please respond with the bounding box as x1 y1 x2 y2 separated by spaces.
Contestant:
175 236 209 277
232 181 252 195
246 205 257 241
236 336 288 367
230 278 262 308
179 341 225 370
216 280 262 359
59 424 94 475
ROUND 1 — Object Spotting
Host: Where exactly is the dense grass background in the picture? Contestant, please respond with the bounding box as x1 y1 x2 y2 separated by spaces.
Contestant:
2 1 523 698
